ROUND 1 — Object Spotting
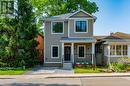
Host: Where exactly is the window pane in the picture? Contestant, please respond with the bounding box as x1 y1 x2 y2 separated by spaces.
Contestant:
52 22 63 33
79 46 85 57
1 1 14 14
110 45 115 55
52 46 58 57
123 45 127 55
8 1 14 14
76 21 87 32
116 45 121 55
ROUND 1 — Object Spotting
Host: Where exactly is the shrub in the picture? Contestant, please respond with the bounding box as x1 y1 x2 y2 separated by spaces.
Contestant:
109 57 130 72
116 63 126 71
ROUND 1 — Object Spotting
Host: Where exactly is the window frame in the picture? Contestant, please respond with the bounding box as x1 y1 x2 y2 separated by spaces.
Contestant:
77 45 86 58
109 44 128 57
51 45 59 58
74 19 88 33
51 21 64 34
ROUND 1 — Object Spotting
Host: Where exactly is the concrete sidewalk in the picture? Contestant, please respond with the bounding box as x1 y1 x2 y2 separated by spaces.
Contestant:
0 73 130 79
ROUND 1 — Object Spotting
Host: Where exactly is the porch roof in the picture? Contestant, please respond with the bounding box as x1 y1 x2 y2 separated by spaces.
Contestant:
60 37 96 43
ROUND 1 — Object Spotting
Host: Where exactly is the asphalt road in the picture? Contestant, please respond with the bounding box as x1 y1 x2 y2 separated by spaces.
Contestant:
0 77 130 86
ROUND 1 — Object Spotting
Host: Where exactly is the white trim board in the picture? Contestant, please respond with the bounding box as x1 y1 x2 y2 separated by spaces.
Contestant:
44 22 46 63
60 40 96 43
68 20 70 37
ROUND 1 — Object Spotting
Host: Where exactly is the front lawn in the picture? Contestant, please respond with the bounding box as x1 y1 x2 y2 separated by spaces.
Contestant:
0 68 31 75
74 67 107 73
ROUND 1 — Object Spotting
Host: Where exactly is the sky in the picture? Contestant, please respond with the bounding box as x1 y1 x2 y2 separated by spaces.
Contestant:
91 0 130 35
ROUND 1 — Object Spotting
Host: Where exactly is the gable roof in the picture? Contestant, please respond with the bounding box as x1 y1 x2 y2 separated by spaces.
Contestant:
68 9 97 19
44 9 96 21
103 32 130 40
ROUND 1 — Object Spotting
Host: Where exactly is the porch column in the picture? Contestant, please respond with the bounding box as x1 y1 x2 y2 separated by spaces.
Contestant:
71 43 74 64
108 45 111 65
62 42 64 63
92 43 95 64
128 45 130 57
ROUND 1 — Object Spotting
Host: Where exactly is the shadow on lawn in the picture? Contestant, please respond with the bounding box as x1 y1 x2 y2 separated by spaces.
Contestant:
0 83 80 86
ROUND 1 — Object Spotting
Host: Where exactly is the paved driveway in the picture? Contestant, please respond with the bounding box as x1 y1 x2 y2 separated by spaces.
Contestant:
25 66 74 75
0 77 130 86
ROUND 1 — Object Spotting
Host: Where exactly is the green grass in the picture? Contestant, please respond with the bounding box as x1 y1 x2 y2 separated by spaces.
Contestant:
74 67 107 73
0 69 30 75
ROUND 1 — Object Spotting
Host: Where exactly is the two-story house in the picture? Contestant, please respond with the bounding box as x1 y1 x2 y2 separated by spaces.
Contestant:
44 9 97 68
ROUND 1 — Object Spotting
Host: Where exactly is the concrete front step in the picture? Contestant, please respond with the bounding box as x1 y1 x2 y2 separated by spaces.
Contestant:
63 63 72 70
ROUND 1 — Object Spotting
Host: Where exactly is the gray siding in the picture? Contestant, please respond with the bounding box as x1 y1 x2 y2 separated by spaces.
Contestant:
70 11 93 18
44 63 62 67
44 21 68 63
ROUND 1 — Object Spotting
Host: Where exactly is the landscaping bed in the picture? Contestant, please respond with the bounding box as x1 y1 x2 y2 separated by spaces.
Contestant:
74 58 130 73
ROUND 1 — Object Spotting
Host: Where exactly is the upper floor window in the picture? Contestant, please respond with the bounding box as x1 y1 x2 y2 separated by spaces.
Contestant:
1 1 14 14
75 20 88 33
52 21 64 34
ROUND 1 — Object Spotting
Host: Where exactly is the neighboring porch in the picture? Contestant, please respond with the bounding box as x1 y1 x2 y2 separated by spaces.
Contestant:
61 37 96 65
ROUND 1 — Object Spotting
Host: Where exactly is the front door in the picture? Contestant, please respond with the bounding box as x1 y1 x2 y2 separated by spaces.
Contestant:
64 46 71 62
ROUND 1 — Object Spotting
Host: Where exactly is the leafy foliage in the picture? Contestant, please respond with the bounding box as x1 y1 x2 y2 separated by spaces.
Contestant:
31 0 98 28
32 0 98 17
109 58 130 72
0 0 39 68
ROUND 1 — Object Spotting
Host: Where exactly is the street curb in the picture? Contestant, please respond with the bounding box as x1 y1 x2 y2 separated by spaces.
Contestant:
46 75 130 78
0 74 130 79
44 73 130 78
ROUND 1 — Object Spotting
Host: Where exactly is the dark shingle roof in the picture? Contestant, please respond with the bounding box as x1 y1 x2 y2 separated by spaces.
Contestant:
44 9 96 21
95 32 130 43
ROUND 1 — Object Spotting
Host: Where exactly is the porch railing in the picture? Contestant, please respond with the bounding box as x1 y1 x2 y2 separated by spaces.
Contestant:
74 54 95 65
61 54 96 65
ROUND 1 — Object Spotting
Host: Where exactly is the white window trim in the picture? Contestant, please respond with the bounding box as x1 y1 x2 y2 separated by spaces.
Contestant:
109 44 128 57
74 19 88 33
51 21 64 34
51 45 59 58
77 45 86 58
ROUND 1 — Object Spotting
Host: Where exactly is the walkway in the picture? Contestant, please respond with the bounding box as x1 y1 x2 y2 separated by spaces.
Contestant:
24 66 74 75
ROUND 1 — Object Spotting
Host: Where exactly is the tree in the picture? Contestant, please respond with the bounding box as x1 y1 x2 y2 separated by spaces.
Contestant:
32 0 98 17
0 0 39 67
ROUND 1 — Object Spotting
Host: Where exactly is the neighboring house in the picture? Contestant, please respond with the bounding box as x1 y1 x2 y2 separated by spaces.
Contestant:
36 33 44 64
44 9 97 67
95 32 130 65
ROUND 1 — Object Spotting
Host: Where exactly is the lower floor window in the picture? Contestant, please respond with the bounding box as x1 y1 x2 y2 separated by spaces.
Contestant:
51 45 59 58
110 45 128 56
78 45 85 57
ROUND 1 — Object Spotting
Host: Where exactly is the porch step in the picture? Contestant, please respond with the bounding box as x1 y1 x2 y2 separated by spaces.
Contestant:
63 63 72 70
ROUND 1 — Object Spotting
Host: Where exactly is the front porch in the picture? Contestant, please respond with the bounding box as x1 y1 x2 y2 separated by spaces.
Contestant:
61 42 96 65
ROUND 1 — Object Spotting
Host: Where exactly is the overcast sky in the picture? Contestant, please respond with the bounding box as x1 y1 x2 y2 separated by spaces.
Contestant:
91 0 130 35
